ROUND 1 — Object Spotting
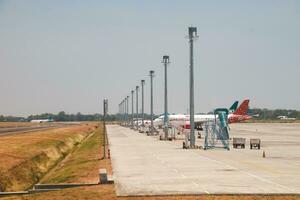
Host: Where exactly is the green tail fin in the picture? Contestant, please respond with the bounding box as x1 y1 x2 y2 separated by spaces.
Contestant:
229 101 239 112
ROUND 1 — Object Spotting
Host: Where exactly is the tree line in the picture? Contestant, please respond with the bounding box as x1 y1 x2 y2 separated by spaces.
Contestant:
0 111 158 122
0 109 299 122
248 108 300 120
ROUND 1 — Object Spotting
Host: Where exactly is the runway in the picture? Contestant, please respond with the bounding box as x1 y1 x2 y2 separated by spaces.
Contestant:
0 123 70 137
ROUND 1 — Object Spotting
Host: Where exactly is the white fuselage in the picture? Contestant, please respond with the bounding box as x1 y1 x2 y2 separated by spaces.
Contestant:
153 114 231 127
132 119 152 126
30 119 53 123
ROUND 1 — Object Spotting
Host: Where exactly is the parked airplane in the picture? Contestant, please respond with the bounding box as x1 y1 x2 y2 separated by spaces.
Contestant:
277 116 296 120
153 100 251 129
30 118 54 123
227 99 252 123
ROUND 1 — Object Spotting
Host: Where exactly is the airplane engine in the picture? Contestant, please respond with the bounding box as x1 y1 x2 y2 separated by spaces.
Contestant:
183 123 190 129
183 122 202 130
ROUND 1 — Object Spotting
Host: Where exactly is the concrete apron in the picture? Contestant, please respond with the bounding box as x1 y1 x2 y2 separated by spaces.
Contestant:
106 125 300 196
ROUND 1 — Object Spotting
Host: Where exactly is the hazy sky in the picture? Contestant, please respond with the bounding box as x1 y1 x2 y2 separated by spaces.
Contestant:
0 0 300 116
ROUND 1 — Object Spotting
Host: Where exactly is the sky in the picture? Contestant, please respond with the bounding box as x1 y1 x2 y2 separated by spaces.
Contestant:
0 0 300 116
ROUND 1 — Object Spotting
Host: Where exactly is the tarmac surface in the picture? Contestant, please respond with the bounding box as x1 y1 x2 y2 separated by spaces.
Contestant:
0 123 72 137
106 123 300 196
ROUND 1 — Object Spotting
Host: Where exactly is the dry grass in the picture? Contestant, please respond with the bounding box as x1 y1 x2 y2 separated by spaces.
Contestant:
0 122 34 128
40 123 112 184
0 123 98 191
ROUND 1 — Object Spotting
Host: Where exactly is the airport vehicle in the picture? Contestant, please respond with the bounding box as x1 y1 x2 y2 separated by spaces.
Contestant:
153 100 251 130
233 137 246 148
250 138 261 149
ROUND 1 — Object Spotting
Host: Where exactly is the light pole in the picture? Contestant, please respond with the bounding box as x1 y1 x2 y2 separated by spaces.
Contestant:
131 90 134 129
121 100 123 124
188 27 198 147
119 102 122 124
103 99 108 159
141 80 145 128
120 100 123 124
149 70 155 135
162 55 170 140
123 100 125 124
136 86 139 130
123 99 126 124
126 96 129 126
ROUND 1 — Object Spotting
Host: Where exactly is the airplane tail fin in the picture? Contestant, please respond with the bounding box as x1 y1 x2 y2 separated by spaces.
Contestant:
233 99 250 115
229 101 239 112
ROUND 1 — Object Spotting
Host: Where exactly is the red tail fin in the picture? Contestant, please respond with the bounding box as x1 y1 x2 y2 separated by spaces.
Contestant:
233 99 250 115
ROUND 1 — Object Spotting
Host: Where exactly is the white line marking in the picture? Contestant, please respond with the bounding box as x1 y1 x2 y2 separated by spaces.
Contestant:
187 148 295 192
243 171 295 192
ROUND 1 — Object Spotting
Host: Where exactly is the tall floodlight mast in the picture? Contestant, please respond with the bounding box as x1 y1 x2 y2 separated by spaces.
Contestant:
135 86 139 130
162 55 170 140
149 70 155 135
188 27 198 147
123 99 126 124
131 90 134 128
126 96 129 126
141 80 145 128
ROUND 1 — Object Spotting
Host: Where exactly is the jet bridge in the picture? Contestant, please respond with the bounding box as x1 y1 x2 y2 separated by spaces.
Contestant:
204 108 230 150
